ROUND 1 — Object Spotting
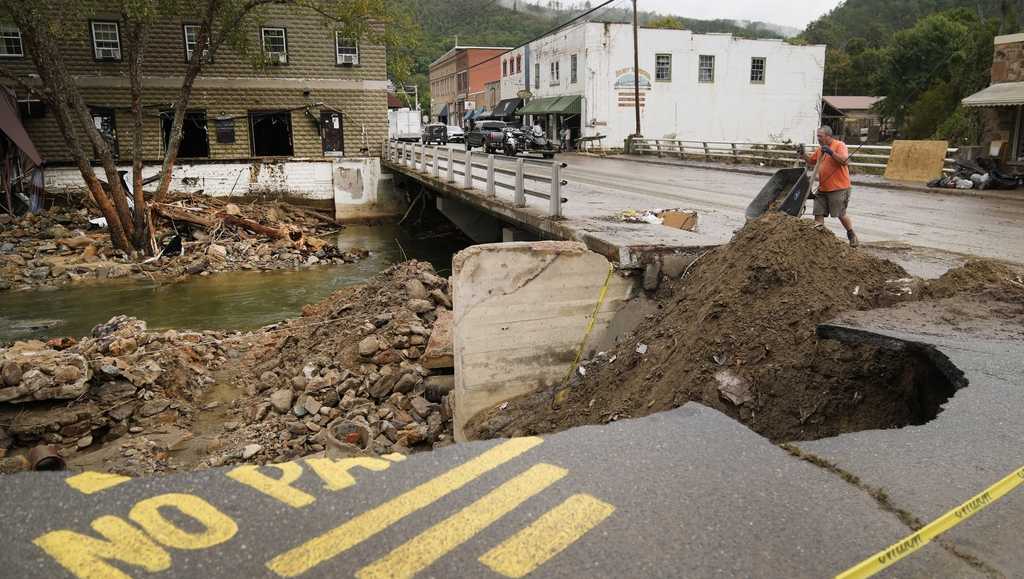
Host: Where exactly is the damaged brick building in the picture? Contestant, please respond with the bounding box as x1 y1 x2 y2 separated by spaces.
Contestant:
964 32 1024 166
0 5 392 216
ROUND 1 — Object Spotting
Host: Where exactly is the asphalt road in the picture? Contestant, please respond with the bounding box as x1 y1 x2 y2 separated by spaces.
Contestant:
436 145 1024 265
0 403 992 579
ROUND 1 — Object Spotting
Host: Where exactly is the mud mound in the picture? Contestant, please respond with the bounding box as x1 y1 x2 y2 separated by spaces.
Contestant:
468 214 931 442
923 259 1024 299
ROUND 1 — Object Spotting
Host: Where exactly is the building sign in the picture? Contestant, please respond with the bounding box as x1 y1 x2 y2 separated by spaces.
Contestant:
614 68 651 109
464 101 475 111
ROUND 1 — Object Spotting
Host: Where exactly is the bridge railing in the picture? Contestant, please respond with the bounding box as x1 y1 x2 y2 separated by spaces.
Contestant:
630 138 960 174
383 140 568 218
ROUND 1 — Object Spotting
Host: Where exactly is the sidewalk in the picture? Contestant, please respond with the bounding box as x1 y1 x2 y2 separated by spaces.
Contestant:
591 153 1024 202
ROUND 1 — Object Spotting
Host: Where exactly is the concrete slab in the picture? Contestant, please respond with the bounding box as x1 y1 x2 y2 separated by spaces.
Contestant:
0 405 982 578
796 300 1024 575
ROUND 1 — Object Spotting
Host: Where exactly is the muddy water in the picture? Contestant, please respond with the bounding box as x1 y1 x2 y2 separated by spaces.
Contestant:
1 224 468 343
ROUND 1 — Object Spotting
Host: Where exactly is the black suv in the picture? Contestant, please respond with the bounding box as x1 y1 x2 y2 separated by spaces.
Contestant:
465 120 507 152
421 123 447 145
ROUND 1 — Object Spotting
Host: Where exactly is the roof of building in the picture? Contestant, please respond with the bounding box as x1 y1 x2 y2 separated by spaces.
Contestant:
963 81 1024 107
429 46 512 69
822 96 884 113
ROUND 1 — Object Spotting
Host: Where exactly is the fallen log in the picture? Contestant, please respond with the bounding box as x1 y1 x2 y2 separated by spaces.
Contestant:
152 203 216 228
217 213 289 240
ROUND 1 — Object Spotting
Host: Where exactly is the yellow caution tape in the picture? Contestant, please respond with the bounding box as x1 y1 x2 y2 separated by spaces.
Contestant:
562 262 614 387
837 465 1024 579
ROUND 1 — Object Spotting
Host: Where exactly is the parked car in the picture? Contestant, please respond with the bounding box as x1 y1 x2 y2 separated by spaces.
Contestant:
421 123 447 145
465 120 508 152
446 125 465 143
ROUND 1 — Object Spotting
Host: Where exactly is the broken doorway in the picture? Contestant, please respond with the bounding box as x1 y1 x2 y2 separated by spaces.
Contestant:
320 111 344 154
161 110 210 158
249 110 293 157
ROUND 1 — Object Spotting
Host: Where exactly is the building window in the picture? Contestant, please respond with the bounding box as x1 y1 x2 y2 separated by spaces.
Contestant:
570 54 578 84
91 21 121 61
89 107 118 158
249 111 293 157
751 57 766 84
550 61 560 85
456 71 467 93
655 53 672 82
336 32 359 65
162 110 210 158
502 60 508 77
516 55 522 73
0 24 23 58
698 54 715 83
534 62 540 89
182 24 211 63
261 27 287 64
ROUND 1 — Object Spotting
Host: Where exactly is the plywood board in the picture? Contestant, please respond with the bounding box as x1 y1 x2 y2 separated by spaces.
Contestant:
884 140 949 183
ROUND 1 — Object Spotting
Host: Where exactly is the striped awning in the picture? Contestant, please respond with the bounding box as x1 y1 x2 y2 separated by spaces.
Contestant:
963 82 1024 107
520 95 582 115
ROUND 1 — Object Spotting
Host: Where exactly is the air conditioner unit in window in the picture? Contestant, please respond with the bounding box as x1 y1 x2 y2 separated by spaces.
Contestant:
269 52 287 64
338 54 358 66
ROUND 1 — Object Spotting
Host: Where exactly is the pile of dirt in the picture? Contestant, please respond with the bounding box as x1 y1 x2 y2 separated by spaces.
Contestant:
922 258 1024 299
467 213 936 442
0 194 367 292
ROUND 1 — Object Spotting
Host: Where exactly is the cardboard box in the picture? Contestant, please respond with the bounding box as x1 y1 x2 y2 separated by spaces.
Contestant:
659 210 698 231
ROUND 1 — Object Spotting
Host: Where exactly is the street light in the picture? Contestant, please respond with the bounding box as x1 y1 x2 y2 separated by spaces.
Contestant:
632 0 641 139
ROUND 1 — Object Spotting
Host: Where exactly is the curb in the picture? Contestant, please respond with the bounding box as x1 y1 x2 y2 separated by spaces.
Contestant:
576 153 1023 202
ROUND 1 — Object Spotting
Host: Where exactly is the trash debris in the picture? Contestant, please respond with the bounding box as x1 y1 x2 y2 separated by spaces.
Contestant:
635 343 648 355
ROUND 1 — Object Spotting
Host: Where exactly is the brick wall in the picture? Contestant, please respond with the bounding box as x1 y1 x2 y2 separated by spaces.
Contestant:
991 40 1024 83
2 2 388 163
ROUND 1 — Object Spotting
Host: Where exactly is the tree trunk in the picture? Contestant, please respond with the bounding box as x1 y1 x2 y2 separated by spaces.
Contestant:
125 17 156 255
154 10 214 202
7 7 132 250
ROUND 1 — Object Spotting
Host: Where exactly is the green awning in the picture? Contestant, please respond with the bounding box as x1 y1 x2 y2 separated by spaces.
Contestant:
520 95 582 115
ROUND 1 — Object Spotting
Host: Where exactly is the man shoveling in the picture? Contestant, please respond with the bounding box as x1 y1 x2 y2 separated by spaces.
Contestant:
799 126 859 247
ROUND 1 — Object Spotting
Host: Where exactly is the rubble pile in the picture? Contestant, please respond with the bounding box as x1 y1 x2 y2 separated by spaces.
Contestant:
216 260 455 466
0 315 228 467
467 213 933 442
0 194 367 292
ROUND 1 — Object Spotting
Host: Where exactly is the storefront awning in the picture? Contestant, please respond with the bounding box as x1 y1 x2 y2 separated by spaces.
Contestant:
963 82 1024 107
438 104 449 119
520 95 582 115
492 98 524 118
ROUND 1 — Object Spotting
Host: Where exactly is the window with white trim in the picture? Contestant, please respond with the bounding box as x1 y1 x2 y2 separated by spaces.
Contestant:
534 62 540 89
183 25 211 63
750 57 766 84
502 59 508 77
698 54 715 83
0 24 23 57
261 27 287 64
570 54 578 83
655 54 671 82
91 21 121 61
336 32 359 65
550 61 559 85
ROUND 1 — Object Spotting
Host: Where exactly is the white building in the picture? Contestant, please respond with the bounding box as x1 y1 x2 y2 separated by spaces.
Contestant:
498 22 826 148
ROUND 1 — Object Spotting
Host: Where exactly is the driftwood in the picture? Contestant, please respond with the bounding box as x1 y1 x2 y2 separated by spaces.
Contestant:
153 203 291 240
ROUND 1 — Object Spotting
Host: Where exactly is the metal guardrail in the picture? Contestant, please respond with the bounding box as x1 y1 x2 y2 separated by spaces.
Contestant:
382 140 567 217
631 138 960 174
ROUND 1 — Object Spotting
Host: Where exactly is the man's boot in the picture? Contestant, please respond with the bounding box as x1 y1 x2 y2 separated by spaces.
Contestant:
847 229 859 247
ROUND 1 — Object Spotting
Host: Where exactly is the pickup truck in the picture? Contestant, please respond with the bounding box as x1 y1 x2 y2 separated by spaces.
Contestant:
464 120 508 153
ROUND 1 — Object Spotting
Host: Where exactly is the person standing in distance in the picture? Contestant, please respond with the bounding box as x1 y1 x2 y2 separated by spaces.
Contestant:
801 126 859 247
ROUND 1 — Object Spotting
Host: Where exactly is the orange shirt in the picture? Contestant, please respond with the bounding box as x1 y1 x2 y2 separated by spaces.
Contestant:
808 139 851 192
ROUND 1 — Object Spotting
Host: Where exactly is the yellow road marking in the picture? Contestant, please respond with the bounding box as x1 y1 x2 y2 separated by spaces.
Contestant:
33 516 170 579
480 493 615 578
837 465 1024 579
65 472 131 495
305 457 392 492
357 463 567 579
129 493 238 550
227 462 315 508
266 437 543 577
383 453 408 462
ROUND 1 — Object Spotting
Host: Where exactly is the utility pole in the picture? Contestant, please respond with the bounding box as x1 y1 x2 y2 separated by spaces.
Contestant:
632 0 642 138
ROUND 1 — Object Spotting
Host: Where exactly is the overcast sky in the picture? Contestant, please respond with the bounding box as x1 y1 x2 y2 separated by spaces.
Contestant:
628 0 845 30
